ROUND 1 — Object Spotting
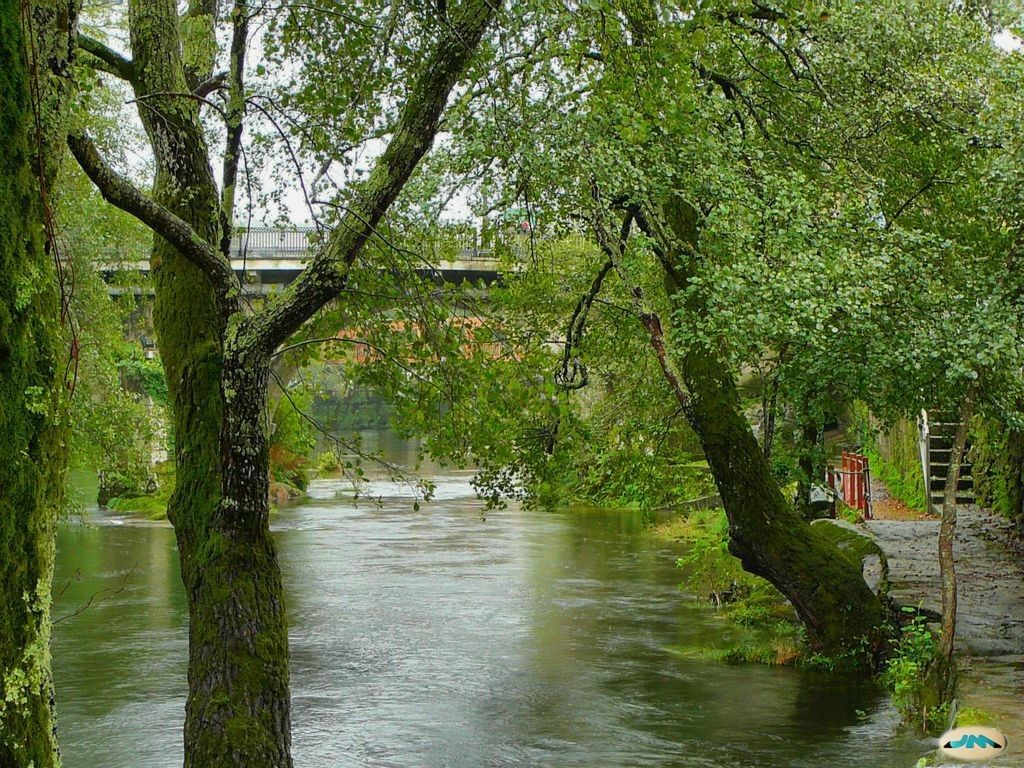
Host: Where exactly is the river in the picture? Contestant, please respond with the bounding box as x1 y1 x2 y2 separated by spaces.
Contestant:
53 448 929 767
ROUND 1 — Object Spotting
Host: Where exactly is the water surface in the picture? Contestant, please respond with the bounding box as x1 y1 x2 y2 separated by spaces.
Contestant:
53 468 928 767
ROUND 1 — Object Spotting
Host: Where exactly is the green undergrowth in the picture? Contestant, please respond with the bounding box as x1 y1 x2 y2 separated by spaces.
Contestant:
881 614 1002 735
108 492 170 520
836 500 865 524
878 609 1004 734
654 509 809 667
864 445 929 513
881 610 942 730
107 461 174 520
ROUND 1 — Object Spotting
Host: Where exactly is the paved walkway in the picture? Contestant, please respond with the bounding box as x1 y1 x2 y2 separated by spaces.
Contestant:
865 498 1024 759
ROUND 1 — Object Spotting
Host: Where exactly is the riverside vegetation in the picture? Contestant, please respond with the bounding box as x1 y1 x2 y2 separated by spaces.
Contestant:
3 1 1024 767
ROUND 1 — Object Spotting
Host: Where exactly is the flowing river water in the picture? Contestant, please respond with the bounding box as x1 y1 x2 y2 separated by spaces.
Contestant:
54 439 932 767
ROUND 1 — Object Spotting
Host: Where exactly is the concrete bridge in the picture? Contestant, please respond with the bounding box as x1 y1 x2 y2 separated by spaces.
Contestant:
101 225 521 295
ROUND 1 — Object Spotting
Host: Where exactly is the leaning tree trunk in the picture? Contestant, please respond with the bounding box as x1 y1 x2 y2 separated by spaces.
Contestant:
676 337 889 660
125 1 293 764
638 200 890 664
0 2 78 766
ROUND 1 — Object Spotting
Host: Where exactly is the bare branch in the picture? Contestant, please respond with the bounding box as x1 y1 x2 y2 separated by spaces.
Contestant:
220 2 250 258
67 131 242 316
557 210 634 390
53 565 135 624
194 70 228 97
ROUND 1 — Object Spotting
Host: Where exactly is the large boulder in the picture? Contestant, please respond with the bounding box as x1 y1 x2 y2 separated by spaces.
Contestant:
811 518 890 598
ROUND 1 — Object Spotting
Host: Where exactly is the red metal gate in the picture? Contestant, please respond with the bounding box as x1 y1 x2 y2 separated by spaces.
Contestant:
826 451 872 519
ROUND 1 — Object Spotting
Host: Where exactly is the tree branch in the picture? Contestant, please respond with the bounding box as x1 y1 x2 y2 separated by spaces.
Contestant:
557 209 635 389
888 173 950 226
67 132 241 316
240 0 499 356
220 0 249 258
77 33 135 82
639 311 693 418
194 71 228 97
555 257 615 390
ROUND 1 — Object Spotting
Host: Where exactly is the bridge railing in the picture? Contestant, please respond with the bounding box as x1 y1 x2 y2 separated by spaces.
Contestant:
91 223 556 268
228 225 526 263
230 226 313 256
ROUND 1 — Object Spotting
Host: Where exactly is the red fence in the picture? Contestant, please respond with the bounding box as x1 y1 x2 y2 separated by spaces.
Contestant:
826 451 872 519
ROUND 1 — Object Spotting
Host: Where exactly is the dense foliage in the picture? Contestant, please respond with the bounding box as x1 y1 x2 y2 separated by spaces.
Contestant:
4 0 1023 764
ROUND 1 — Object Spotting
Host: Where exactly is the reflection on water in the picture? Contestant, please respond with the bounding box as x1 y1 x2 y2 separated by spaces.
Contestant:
53 441 928 767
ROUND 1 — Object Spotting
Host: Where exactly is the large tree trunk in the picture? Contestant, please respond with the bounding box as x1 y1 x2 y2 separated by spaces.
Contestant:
126 2 293 764
639 200 890 663
678 341 889 659
0 2 78 766
72 1 496 762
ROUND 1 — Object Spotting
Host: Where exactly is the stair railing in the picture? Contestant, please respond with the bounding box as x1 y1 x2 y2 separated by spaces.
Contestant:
918 409 931 510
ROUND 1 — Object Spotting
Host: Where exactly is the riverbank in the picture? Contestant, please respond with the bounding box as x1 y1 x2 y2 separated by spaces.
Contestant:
653 489 1024 757
651 510 811 667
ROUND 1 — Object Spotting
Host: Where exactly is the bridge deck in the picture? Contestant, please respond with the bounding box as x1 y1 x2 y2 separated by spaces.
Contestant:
99 226 526 293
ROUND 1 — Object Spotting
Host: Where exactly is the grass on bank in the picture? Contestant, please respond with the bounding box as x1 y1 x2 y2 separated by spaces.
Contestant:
653 509 811 668
108 490 171 520
106 449 311 519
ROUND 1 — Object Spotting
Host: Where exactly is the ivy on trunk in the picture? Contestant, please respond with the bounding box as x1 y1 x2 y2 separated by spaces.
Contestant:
0 2 79 766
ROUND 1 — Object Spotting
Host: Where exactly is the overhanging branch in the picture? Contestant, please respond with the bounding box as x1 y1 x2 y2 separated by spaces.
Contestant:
239 0 499 356
67 132 241 315
77 33 135 82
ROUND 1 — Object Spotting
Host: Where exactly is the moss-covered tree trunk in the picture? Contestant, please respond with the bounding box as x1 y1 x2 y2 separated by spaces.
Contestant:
0 1 79 766
675 337 889 660
70 0 495 762
122 1 294 764
639 201 890 664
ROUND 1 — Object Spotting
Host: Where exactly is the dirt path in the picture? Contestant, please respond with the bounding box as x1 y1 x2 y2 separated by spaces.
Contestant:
864 482 1024 756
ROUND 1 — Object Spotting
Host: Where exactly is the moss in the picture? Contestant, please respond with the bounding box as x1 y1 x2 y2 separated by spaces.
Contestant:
109 494 170 520
955 706 998 727
0 1 74 765
810 518 886 562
